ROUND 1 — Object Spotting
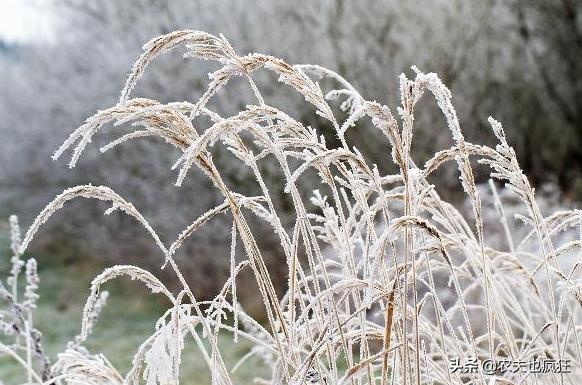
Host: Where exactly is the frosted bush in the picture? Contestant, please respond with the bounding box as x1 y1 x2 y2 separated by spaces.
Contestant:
1 30 581 385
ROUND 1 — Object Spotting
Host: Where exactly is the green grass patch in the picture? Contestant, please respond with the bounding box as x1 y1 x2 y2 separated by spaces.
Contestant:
0 241 268 384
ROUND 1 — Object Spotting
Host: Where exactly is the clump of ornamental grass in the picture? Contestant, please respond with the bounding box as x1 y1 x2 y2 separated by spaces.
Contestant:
1 30 582 385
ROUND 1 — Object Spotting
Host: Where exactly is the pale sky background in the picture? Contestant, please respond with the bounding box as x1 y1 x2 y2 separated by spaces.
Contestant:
0 0 54 43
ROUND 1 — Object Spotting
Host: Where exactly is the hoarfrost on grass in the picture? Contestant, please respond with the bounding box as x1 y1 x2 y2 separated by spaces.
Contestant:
1 29 581 385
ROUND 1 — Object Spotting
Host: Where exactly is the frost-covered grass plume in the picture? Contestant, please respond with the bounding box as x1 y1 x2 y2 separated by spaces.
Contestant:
1 30 581 385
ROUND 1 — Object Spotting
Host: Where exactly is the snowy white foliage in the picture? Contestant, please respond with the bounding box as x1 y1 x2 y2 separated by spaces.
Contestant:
1 27 582 385
0 0 530 290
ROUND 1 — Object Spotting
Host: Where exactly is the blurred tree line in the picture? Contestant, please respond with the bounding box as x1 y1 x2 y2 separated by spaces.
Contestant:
0 0 580 300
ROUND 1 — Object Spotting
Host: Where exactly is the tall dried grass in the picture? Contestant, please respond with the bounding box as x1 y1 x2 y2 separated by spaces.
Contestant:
1 30 581 385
